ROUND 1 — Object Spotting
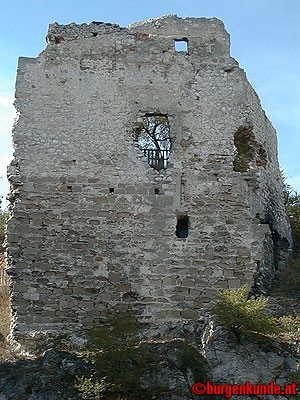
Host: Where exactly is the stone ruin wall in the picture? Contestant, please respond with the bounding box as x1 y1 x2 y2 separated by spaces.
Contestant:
6 15 292 339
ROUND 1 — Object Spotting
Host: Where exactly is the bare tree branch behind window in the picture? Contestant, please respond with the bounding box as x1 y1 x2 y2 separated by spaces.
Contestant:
135 114 171 170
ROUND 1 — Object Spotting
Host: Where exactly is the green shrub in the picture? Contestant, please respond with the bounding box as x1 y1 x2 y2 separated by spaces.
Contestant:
75 376 122 400
213 286 300 348
33 333 74 355
277 315 300 344
75 311 154 400
75 319 210 400
212 285 279 338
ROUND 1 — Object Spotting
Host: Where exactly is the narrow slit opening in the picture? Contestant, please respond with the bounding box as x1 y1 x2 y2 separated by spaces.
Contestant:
176 215 189 238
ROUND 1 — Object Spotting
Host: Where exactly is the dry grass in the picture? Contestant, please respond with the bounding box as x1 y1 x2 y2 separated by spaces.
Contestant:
0 253 16 360
0 285 10 340
0 284 17 362
0 254 10 341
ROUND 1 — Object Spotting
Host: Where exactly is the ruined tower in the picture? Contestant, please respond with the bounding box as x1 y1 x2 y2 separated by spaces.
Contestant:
6 15 291 339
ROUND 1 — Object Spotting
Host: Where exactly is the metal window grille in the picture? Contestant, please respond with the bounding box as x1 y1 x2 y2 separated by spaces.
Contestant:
143 149 170 170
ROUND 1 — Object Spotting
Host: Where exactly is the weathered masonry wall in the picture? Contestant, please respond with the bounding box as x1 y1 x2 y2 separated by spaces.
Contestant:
6 15 292 339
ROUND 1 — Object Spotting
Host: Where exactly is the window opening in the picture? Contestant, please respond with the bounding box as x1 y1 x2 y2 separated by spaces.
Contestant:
176 215 189 238
233 125 255 172
109 188 114 194
135 113 171 171
154 188 160 194
175 39 188 52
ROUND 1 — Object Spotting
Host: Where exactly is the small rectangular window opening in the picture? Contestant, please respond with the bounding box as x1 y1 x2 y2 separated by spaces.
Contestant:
154 188 160 195
175 39 188 52
176 215 189 238
109 188 114 194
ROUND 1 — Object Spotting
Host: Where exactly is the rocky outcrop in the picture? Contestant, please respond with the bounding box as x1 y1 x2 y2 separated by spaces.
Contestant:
0 350 89 400
203 325 297 396
0 321 297 400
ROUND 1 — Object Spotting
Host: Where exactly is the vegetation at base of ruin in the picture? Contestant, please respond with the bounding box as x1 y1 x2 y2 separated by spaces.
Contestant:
75 311 155 400
213 285 300 347
74 311 209 400
213 286 278 339
33 333 75 356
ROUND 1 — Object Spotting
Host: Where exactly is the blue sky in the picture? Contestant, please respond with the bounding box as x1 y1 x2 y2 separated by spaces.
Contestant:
0 0 299 209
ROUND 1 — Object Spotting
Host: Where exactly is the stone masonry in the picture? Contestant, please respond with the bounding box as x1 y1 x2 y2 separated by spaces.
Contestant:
6 15 292 339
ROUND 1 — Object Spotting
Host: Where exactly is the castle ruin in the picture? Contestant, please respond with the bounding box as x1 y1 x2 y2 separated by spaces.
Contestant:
6 15 292 339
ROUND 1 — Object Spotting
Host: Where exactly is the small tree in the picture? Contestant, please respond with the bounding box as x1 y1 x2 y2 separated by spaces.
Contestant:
213 286 300 346
75 311 154 400
212 286 279 338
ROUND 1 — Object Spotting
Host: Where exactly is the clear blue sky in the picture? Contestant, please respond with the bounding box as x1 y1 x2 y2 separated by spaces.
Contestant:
1 0 299 209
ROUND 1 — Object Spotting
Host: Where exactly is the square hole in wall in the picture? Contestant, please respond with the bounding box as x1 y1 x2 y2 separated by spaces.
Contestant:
109 188 114 194
175 39 188 52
